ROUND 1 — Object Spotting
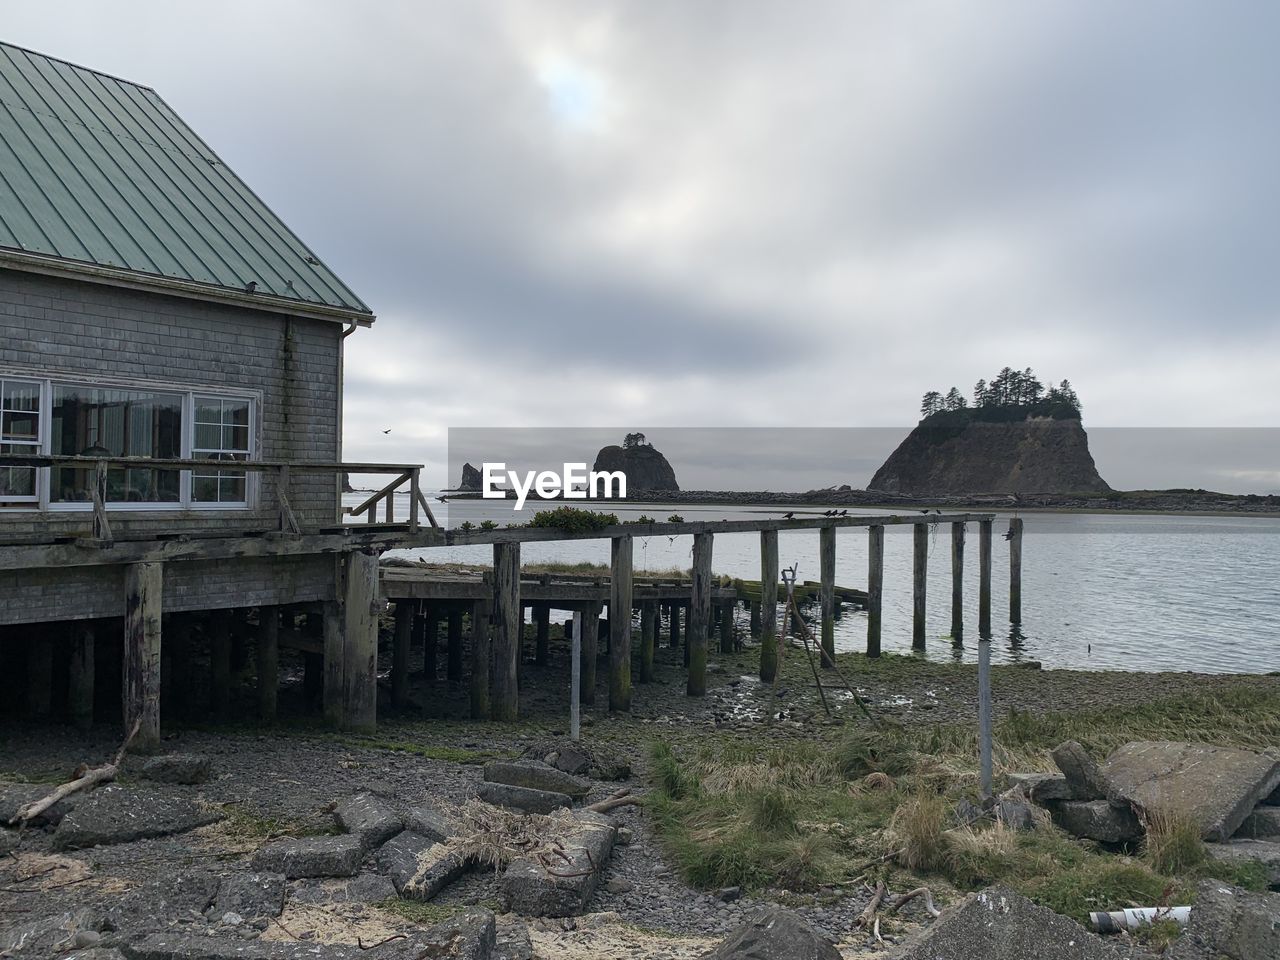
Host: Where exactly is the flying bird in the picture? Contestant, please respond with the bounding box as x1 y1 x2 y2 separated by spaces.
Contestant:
382 429 391 434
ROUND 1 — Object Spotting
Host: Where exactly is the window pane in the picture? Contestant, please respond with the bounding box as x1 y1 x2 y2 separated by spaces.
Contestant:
219 475 246 502
0 443 36 498
51 384 182 503
192 474 218 502
2 380 40 412
226 425 249 453
194 423 220 450
2 410 39 440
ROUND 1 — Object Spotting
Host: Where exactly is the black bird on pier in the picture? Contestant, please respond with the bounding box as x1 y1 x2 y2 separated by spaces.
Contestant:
782 511 796 520
1003 529 1015 541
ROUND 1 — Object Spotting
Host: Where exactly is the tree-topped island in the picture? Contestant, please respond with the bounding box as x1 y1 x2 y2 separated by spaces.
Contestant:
920 367 1082 423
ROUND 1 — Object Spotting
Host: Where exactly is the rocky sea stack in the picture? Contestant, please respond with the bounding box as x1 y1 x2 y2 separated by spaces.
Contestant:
458 462 482 491
870 368 1110 496
592 433 679 492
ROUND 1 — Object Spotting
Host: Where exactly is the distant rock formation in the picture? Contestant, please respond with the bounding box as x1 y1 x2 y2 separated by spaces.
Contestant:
342 473 354 494
458 462 482 491
869 417 1110 496
592 437 679 492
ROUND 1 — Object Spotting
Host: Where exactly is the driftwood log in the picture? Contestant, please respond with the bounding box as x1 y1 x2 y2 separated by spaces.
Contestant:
8 718 141 827
586 788 643 814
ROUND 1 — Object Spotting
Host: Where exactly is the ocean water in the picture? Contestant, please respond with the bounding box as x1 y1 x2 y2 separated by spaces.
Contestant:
369 495 1280 675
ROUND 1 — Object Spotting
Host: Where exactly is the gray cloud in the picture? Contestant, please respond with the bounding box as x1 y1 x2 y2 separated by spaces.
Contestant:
6 1 1280 489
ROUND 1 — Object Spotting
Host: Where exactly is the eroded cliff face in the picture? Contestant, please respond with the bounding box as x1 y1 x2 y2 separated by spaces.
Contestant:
592 444 680 492
869 417 1110 495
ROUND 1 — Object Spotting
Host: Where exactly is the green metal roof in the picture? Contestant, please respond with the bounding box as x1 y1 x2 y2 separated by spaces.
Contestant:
0 41 372 321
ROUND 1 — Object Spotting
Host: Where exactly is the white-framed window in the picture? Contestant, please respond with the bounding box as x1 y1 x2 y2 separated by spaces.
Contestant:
1 377 41 503
0 373 257 512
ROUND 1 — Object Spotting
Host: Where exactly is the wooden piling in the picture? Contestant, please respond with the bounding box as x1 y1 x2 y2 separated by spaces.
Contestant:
581 599 601 706
867 525 884 658
534 603 551 665
391 601 412 708
322 595 343 727
669 603 681 649
123 561 163 749
470 599 491 720
257 606 279 722
491 541 521 722
447 605 464 686
342 550 380 733
69 621 95 731
718 601 733 654
24 628 52 719
210 607 232 721
1009 517 1024 624
423 602 439 686
640 600 656 683
820 525 836 668
978 519 993 636
759 529 779 682
609 535 634 712
687 532 713 697
912 522 928 650
749 600 761 636
951 522 965 644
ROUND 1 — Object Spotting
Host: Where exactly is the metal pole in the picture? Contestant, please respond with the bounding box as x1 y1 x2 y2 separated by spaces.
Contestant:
978 636 993 800
571 611 582 742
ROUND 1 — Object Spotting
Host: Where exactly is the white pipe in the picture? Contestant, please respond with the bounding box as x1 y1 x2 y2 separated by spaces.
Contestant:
1090 906 1190 934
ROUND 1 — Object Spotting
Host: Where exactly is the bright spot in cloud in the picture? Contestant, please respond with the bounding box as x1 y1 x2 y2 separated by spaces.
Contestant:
537 57 604 130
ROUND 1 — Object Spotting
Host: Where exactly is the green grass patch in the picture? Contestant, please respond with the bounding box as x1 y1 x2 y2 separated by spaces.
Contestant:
343 737 512 764
213 804 338 842
377 899 465 926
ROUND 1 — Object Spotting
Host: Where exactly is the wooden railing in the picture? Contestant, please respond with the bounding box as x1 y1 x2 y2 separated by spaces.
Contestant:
0 454 437 541
344 469 438 530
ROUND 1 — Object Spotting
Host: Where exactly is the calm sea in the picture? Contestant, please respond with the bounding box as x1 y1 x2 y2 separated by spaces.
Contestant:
366 495 1280 675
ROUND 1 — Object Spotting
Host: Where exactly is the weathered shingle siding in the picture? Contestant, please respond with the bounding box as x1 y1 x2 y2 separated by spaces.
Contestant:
0 267 343 538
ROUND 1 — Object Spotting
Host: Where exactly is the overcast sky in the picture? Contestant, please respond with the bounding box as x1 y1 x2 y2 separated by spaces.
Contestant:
7 2 1280 491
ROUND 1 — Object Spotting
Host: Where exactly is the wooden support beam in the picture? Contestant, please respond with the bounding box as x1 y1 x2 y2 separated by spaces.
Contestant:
447 605 464 686
391 600 412 708
123 561 162 750
423 602 440 686
668 602 681 649
759 529 779 682
69 621 95 731
639 600 656 683
749 600 761 637
26 629 53 719
581 599 602 706
687 532 713 697
341 550 380 733
470 599 491 719
951 521 966 644
257 606 279 722
912 523 929 650
979 519 993 636
534 603 551 666
491 542 521 721
718 600 733 654
819 525 836 668
867 525 884 658
322 595 344 727
609 535 634 712
210 607 232 721
1009 517 1024 624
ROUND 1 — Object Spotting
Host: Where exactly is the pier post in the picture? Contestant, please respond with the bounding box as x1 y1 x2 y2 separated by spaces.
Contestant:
447 605 464 686
978 633 993 799
492 542 521 721
322 588 344 728
912 522 928 650
570 612 582 741
820 525 836 668
749 600 761 637
867 525 884 658
391 601 412 708
423 602 440 686
210 607 232 720
609 535 634 712
341 550 380 734
759 529 779 682
123 561 162 750
640 601 656 683
687 532 713 697
534 603 551 665
979 519 993 636
669 603 681 649
470 599 491 720
581 599 601 706
1009 517 1024 624
257 605 279 722
719 601 734 654
69 621 95 731
951 522 966 644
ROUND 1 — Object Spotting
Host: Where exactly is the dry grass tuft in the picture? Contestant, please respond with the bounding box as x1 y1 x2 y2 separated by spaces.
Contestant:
889 792 950 872
862 771 895 792
1143 807 1207 875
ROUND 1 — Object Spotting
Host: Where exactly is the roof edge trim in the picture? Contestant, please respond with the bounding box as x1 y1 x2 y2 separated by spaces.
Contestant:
0 249 375 327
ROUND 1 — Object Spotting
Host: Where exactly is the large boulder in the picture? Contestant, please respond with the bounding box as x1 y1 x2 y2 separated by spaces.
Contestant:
139 754 211 785
501 812 616 917
1204 839 1280 886
1168 880 1280 960
477 782 572 815
404 802 457 843
250 834 364 878
483 761 590 800
334 793 403 850
1233 807 1280 840
1102 742 1280 842
1052 741 1117 801
894 886 1146 959
212 872 285 920
376 830 468 900
1051 800 1143 844
0 781 79 827
702 907 840 959
52 785 220 850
